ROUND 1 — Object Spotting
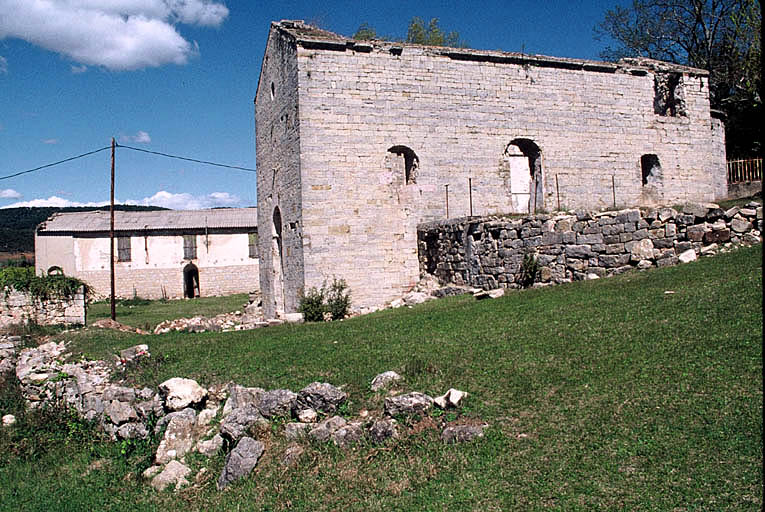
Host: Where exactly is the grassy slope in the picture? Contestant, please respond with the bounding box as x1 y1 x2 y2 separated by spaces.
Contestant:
87 294 250 331
1 245 762 511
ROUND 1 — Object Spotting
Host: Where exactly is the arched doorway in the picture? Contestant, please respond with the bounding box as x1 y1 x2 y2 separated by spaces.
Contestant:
271 207 285 315
504 139 543 213
183 263 199 298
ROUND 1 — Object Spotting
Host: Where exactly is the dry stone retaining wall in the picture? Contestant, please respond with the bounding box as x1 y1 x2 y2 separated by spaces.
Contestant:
418 202 762 289
0 287 86 328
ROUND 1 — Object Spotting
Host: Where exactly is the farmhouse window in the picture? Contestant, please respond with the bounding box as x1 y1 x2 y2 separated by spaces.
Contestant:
117 237 131 262
183 235 197 260
248 232 258 258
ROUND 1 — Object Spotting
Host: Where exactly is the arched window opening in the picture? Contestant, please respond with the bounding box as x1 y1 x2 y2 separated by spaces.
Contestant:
505 138 543 213
47 266 63 276
387 145 419 184
183 263 199 298
641 154 663 186
271 206 285 315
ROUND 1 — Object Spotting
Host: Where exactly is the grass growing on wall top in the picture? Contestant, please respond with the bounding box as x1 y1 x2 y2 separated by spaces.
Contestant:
2 245 762 511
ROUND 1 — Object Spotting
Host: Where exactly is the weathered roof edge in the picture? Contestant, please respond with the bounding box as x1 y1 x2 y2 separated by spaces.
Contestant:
36 207 258 234
272 19 709 77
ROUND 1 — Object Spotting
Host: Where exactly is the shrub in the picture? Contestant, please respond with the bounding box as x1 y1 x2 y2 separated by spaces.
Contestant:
298 277 352 322
298 284 327 322
326 278 351 320
0 267 89 299
519 252 539 288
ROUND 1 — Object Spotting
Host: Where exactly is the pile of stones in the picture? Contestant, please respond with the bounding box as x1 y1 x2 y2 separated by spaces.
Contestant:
0 338 485 493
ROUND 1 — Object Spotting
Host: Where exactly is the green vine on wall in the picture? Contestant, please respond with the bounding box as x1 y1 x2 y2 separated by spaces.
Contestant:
0 267 90 300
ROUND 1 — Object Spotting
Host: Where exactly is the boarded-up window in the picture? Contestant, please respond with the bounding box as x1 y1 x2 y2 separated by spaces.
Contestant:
248 232 258 258
117 237 131 262
183 235 197 260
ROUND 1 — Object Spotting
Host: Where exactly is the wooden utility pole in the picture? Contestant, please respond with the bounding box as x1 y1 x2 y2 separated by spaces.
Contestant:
110 137 116 321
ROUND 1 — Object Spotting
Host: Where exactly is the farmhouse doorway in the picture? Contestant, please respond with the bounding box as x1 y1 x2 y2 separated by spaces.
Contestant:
183 263 200 298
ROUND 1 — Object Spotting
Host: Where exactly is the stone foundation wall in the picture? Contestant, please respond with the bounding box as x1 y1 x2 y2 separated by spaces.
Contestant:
418 203 762 290
0 287 86 328
79 263 259 300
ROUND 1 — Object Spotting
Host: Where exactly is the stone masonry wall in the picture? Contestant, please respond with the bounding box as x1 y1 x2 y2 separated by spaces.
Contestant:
418 202 762 289
256 21 728 314
0 287 86 328
256 28 306 318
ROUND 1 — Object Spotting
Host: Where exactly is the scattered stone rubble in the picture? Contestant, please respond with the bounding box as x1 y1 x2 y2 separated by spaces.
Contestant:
0 340 484 492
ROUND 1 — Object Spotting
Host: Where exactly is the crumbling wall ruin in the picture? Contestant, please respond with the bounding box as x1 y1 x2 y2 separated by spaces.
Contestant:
418 203 762 290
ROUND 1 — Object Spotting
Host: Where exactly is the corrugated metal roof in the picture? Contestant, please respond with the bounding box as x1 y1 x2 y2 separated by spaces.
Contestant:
37 208 258 233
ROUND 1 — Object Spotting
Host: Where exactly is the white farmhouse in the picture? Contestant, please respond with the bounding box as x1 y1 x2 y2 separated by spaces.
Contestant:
35 208 259 299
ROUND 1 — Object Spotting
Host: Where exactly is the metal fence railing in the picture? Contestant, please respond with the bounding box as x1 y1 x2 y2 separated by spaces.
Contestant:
727 158 762 183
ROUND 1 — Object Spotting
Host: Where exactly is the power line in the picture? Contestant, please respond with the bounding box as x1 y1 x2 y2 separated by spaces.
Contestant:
0 142 258 182
0 146 111 181
117 143 257 172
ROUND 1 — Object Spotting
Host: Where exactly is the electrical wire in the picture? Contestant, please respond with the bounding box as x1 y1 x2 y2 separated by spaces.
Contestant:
0 146 111 181
117 143 257 172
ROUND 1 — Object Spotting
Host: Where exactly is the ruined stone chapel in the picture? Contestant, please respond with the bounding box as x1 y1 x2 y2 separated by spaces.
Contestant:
255 20 727 317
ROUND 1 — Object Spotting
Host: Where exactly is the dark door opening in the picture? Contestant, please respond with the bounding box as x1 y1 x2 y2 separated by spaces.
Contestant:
183 263 200 298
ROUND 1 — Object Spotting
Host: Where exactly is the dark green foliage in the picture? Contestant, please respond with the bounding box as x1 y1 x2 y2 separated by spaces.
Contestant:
0 266 89 299
595 0 762 157
0 205 167 254
351 16 468 48
325 278 351 321
0 256 33 268
298 278 351 322
519 252 539 288
298 284 327 322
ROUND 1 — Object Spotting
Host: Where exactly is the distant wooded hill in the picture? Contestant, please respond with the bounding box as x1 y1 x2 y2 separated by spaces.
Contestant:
0 205 168 254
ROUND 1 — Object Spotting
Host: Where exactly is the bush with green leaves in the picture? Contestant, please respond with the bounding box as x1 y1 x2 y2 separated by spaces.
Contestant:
326 278 351 320
0 267 89 299
298 283 327 322
298 277 351 322
519 252 539 288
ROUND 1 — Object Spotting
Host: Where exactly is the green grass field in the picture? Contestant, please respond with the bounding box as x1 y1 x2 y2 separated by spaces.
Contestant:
87 293 249 331
1 245 761 511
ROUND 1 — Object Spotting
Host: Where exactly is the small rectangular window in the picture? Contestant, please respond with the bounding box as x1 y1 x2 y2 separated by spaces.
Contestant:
117 237 131 262
183 235 197 260
248 232 258 258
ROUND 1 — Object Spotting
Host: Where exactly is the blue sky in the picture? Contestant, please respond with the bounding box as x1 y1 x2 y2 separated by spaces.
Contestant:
0 0 621 210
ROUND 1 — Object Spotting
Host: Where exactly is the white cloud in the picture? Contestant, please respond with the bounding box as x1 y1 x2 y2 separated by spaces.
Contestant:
119 130 151 144
126 190 241 209
42 138 59 144
1 195 108 208
2 190 242 210
0 189 21 199
0 55 7 73
70 64 88 74
0 0 229 71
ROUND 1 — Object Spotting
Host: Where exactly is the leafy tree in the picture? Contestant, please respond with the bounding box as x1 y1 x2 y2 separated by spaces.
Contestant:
595 0 762 157
352 17 467 47
352 23 378 40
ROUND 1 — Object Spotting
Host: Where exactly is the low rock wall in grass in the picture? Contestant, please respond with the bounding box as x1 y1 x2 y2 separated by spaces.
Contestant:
417 202 762 290
0 287 86 328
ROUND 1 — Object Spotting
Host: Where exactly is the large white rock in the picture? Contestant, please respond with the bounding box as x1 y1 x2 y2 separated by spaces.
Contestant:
2 414 16 426
370 371 402 392
433 388 468 409
151 460 192 491
678 249 697 263
159 378 207 411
